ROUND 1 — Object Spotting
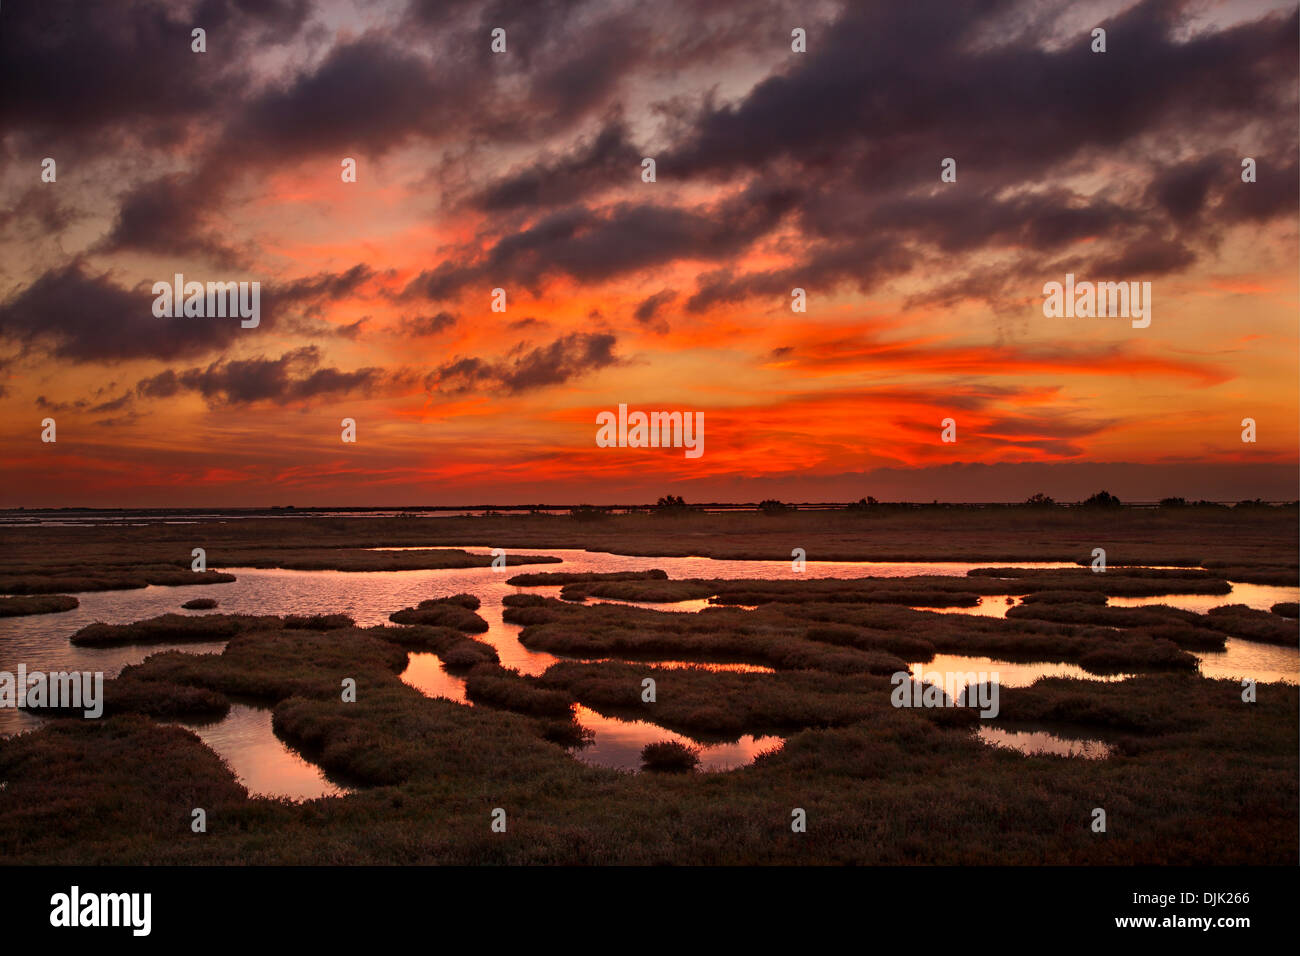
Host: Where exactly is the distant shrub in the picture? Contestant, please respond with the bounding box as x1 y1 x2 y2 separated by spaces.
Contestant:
846 496 879 511
1081 490 1122 507
654 495 691 513
1023 493 1056 507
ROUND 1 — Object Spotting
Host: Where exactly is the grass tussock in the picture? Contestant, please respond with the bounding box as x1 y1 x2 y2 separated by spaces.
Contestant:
379 624 500 668
464 663 576 717
641 741 700 773
0 567 235 595
181 597 218 610
389 595 489 632
507 597 910 675
69 611 353 647
26 677 230 721
539 660 976 738
0 594 78 616
120 625 410 702
1271 602 1298 618
1202 605 1297 646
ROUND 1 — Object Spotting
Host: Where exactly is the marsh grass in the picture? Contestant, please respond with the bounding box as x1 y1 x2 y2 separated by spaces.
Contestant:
507 597 910 675
389 595 490 632
70 612 354 647
0 594 78 616
24 677 230 720
464 664 576 717
538 660 977 738
379 624 499 668
0 567 235 594
1203 604 1297 645
641 740 700 773
1 508 1295 865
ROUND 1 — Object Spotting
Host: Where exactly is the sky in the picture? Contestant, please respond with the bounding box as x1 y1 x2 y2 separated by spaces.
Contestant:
0 0 1296 507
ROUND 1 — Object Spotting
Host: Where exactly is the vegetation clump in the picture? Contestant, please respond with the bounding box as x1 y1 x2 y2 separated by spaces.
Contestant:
0 594 78 616
389 595 489 632
640 740 700 773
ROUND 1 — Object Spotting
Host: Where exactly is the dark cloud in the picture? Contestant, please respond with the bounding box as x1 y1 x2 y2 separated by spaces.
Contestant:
0 261 378 363
407 183 798 302
400 312 458 336
136 346 396 407
220 36 450 162
633 289 676 332
0 0 309 148
426 331 620 393
476 118 642 212
99 174 244 265
0 187 85 237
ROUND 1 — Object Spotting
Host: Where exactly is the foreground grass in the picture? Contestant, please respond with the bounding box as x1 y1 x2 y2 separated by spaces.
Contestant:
0 508 1294 864
1 627 1292 863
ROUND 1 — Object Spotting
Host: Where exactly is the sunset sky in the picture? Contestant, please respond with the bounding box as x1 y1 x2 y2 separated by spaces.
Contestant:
1 0 1296 507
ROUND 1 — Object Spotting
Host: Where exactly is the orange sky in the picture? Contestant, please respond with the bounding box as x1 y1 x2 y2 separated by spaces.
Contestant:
1 0 1296 506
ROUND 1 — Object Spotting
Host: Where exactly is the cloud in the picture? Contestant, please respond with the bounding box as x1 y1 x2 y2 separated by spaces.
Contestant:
633 289 676 332
135 346 401 407
426 331 621 393
400 312 458 336
0 0 309 149
406 183 799 301
0 261 378 363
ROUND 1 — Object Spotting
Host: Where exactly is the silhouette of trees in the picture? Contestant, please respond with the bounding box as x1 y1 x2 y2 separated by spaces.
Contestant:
1082 490 1122 507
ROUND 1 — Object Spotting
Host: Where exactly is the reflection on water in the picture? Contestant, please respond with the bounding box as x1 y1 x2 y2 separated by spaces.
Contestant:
1108 581 1298 614
920 596 1021 618
1194 639 1299 685
595 659 775 674
977 725 1112 759
924 581 1300 621
1 548 1293 792
174 704 348 800
400 653 471 703
570 705 781 772
917 654 1129 696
